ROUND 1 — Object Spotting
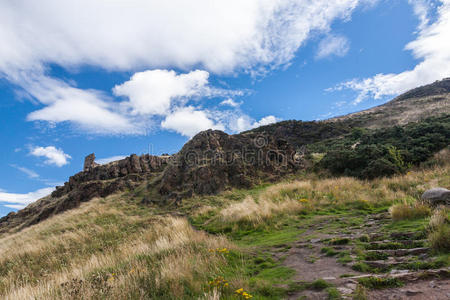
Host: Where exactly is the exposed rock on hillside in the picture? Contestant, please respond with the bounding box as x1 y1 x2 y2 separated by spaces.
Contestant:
247 120 352 148
52 154 169 198
83 153 99 171
159 130 303 202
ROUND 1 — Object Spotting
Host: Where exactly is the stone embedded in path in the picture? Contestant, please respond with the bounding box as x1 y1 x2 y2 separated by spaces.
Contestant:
365 247 429 256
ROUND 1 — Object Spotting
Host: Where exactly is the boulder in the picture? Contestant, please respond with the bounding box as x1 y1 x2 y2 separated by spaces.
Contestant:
421 187 450 206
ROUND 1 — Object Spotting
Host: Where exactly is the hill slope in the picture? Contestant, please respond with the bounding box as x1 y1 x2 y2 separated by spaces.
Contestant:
0 79 449 299
0 156 448 299
327 78 450 129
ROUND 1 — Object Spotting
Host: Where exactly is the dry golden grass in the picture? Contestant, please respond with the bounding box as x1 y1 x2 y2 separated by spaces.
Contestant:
207 162 449 228
428 208 449 231
427 208 450 252
389 203 431 221
0 195 233 299
219 195 304 226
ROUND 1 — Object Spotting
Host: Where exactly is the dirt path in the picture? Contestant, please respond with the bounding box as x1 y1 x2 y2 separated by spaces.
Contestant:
278 213 450 299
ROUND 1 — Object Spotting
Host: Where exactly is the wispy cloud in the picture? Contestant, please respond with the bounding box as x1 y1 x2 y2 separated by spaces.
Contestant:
0 187 54 210
10 164 39 179
316 35 350 59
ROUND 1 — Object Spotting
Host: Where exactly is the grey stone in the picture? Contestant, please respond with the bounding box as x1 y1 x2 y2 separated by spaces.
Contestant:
337 287 353 295
404 289 422 296
421 187 450 206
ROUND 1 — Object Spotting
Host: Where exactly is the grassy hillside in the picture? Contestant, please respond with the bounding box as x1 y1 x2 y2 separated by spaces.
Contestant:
0 150 448 299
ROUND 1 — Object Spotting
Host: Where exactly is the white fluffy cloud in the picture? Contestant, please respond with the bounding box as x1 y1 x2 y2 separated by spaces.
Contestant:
161 107 225 137
114 70 209 115
0 187 54 209
30 146 71 167
19 74 138 134
335 0 450 103
0 0 371 135
0 0 363 76
113 70 240 116
316 35 350 59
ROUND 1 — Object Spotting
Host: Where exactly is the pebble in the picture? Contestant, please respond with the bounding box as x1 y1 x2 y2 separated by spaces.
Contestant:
337 287 353 295
406 290 422 296
390 269 409 274
346 283 357 290
323 276 336 280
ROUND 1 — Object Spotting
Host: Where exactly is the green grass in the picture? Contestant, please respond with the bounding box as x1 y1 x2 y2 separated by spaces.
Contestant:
326 287 342 299
308 279 332 290
329 237 350 245
363 251 389 261
321 247 339 257
357 277 403 289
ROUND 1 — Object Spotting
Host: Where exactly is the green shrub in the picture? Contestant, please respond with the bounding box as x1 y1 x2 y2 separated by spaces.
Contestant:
309 279 332 290
357 277 403 289
321 247 339 256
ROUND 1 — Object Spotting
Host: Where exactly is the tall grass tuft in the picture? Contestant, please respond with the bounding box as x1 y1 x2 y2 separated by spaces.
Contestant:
389 203 431 221
428 208 450 252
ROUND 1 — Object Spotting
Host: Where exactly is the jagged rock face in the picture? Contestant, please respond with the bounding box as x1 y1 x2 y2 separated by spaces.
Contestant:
52 154 169 198
159 130 303 201
83 153 99 171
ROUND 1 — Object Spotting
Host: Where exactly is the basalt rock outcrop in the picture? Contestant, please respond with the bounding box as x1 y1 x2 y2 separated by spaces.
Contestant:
83 153 99 171
159 130 303 202
52 153 169 199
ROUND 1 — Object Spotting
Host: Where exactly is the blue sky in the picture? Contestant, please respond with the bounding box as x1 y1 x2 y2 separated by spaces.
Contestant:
0 0 449 216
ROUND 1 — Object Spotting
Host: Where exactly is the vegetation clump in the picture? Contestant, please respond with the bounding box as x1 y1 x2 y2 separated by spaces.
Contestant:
389 203 431 220
427 208 450 252
357 277 403 289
